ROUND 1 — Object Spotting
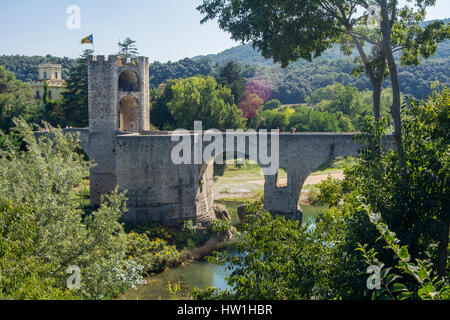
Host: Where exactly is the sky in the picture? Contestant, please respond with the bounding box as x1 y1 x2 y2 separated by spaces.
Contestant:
0 0 448 63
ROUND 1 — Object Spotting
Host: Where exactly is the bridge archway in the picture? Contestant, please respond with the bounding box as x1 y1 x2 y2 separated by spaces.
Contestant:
197 152 267 223
118 70 140 92
275 167 288 188
292 156 352 216
119 95 140 133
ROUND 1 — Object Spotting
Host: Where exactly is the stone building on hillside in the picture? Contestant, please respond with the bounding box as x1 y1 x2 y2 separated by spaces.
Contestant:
29 63 66 102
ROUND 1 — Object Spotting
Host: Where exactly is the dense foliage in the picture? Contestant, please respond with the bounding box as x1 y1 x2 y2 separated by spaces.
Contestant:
150 57 219 88
61 50 92 128
151 44 450 105
0 120 184 299
193 85 449 300
0 55 74 82
151 76 246 130
253 83 396 132
1 37 448 109
0 66 41 134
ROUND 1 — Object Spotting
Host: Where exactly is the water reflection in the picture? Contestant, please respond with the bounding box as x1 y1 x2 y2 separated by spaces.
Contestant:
122 205 324 300
122 259 231 300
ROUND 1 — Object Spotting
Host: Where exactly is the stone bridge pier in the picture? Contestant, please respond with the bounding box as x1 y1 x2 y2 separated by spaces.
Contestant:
263 133 367 219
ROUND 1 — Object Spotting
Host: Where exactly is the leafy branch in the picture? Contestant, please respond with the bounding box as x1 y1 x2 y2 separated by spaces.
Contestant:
356 197 449 300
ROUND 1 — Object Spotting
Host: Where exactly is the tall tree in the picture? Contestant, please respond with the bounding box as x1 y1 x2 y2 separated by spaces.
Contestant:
118 38 139 58
238 91 263 120
218 60 246 104
0 66 40 133
198 0 449 167
62 49 93 127
163 76 246 131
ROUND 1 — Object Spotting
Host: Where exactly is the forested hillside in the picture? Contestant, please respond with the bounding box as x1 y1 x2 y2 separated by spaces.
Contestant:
0 55 74 82
0 19 448 104
187 38 450 103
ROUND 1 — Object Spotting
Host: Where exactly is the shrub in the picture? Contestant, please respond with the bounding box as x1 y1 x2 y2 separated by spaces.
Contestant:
0 119 144 299
125 232 181 275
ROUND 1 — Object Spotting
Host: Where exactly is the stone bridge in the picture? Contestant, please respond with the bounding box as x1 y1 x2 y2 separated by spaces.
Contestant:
77 54 394 226
70 128 393 226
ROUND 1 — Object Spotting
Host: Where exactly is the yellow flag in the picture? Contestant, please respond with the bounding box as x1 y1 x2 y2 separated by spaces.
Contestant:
81 34 93 44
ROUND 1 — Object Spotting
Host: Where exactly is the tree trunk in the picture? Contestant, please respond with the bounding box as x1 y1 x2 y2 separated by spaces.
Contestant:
347 32 383 127
385 51 406 167
437 218 449 279
372 82 382 123
379 1 407 171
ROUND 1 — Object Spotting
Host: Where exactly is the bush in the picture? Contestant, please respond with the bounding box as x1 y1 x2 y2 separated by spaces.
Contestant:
0 119 144 299
125 232 181 275
192 85 449 300
357 199 449 300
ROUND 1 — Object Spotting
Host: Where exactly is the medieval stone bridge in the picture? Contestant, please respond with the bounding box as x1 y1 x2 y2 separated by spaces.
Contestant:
68 128 393 226
70 55 394 226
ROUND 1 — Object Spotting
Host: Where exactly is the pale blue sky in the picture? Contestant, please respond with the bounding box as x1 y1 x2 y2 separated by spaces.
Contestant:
0 0 448 62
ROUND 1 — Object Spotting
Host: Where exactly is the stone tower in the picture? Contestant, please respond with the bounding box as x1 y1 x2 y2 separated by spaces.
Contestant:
38 63 62 80
88 55 150 205
30 63 66 102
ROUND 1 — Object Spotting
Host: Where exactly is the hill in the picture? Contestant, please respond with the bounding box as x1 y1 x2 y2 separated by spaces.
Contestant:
193 18 450 67
0 55 74 82
0 19 448 104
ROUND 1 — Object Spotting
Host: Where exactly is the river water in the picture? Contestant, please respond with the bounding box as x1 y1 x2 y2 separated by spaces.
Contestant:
121 205 324 300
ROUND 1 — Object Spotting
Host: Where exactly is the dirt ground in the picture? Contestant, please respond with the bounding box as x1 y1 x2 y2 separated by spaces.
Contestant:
214 171 345 201
248 171 345 187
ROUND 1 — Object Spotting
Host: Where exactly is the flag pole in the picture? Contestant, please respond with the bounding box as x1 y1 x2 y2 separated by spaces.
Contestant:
118 38 122 66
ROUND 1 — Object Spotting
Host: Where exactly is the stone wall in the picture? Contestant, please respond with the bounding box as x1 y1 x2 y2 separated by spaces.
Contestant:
115 134 215 226
88 55 150 205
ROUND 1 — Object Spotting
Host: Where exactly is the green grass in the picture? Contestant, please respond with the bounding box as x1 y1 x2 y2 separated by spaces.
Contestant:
313 156 356 173
216 200 245 226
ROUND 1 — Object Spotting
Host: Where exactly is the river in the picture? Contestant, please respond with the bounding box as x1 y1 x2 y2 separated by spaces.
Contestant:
121 204 324 300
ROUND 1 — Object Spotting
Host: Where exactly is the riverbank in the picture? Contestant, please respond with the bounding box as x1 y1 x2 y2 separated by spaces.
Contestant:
120 204 325 300
120 158 352 300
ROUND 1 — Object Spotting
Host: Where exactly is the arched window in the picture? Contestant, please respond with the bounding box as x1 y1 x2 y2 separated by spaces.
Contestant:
118 70 140 92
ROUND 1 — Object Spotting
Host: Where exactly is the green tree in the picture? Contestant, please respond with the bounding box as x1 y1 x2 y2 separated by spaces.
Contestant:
118 38 139 58
338 115 355 132
62 49 93 127
193 85 449 300
357 203 450 300
151 81 177 130
198 0 450 169
317 84 450 290
0 66 41 133
0 119 144 299
218 60 246 104
165 76 246 130
40 80 65 127
257 109 289 131
193 205 332 300
286 106 341 132
263 99 282 111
